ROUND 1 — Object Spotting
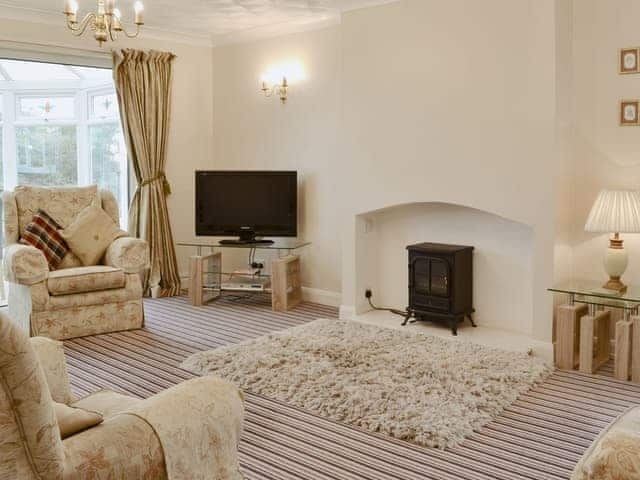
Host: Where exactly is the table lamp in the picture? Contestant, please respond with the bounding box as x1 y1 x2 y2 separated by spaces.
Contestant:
584 190 640 292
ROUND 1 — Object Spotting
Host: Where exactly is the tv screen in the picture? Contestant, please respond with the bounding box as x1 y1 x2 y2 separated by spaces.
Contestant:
195 171 297 240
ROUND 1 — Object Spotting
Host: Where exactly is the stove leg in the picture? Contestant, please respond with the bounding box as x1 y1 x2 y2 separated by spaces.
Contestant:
401 312 412 326
466 314 477 328
450 317 458 336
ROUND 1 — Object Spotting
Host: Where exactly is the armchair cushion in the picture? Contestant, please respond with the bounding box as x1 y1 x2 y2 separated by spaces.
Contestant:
21 209 69 269
105 236 150 274
60 199 127 266
3 242 49 285
73 390 142 418
48 266 126 296
54 402 103 439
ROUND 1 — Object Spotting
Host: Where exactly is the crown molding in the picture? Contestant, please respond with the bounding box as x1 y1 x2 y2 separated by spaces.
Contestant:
339 0 400 12
211 14 341 47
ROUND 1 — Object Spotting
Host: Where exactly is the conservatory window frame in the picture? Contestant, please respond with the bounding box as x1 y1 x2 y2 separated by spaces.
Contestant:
0 81 128 227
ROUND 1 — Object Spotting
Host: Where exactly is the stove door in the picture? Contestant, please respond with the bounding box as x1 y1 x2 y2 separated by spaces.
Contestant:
429 258 450 297
410 257 431 296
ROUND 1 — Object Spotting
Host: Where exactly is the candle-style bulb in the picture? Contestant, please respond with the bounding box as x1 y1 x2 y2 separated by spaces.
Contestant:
63 0 78 14
134 1 144 24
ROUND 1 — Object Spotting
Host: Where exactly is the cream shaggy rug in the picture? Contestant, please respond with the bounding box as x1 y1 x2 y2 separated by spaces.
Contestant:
181 319 552 448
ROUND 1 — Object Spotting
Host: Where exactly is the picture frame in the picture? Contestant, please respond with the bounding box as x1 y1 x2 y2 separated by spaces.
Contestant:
620 48 640 74
620 100 640 126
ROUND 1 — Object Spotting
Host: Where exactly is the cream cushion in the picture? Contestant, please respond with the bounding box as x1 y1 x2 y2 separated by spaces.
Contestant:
60 200 126 266
47 265 126 296
53 402 103 439
571 405 640 479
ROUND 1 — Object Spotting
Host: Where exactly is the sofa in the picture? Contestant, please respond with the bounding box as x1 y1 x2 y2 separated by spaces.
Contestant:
0 312 245 480
2 185 149 340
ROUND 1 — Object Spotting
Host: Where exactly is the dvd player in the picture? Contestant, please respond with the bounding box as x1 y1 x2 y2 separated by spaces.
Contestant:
221 276 270 292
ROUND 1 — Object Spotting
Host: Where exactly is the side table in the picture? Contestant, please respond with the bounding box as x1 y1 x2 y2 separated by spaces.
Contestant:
549 281 640 381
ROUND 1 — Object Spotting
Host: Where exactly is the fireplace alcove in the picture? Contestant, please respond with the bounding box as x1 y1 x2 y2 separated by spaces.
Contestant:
352 202 535 336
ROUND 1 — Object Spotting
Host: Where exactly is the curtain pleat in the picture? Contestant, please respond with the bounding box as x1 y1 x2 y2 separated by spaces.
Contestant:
112 49 181 297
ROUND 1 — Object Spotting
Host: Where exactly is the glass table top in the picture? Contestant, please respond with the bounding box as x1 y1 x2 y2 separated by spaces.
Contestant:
548 279 640 304
177 238 311 251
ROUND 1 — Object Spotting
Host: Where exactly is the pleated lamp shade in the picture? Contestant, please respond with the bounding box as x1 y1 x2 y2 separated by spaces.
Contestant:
584 190 640 233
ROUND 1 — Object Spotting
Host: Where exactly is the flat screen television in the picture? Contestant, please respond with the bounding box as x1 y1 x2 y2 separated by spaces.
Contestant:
195 170 297 244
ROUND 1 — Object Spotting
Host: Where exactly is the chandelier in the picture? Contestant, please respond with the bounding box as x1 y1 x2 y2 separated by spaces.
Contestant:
63 0 145 46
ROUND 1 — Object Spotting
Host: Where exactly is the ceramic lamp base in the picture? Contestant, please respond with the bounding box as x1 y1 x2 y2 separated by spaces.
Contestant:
603 235 628 292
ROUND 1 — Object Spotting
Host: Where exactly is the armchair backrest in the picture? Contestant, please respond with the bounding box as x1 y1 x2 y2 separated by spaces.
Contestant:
2 185 120 245
0 311 65 479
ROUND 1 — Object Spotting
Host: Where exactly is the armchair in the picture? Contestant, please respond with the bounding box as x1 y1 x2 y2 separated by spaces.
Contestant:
2 185 149 340
0 312 244 480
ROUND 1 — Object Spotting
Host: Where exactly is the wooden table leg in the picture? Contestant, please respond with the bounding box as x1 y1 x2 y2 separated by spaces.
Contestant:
615 320 632 381
579 310 611 374
271 255 302 312
632 316 640 383
555 304 588 370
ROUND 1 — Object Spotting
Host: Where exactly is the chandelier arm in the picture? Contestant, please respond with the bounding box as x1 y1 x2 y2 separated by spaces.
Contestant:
121 24 141 39
67 13 97 36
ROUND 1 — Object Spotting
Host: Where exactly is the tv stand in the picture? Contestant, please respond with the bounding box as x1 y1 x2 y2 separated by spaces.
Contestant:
178 239 311 312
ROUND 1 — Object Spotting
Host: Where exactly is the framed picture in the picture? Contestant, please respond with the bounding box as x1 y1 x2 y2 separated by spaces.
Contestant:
620 48 640 74
620 100 640 126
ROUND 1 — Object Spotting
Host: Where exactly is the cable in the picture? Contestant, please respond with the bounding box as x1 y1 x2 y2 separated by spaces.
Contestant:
366 292 410 318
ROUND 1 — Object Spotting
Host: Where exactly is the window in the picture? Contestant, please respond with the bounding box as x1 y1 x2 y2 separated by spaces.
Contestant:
0 59 128 228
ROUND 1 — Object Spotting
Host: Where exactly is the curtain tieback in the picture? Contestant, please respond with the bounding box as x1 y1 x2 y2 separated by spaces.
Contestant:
140 172 172 195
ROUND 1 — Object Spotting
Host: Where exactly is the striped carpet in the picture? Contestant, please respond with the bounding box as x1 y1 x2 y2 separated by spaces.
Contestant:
62 295 640 480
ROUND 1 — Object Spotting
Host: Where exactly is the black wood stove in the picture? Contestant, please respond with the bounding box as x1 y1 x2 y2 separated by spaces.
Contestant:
402 242 475 335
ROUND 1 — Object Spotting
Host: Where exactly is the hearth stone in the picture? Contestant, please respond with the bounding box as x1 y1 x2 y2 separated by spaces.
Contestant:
403 242 475 335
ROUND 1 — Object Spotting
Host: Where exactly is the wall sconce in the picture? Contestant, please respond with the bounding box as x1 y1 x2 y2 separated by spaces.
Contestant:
259 60 305 105
261 77 288 104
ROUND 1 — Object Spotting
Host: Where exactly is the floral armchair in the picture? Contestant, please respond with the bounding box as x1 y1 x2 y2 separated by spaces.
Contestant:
2 185 149 340
0 312 245 480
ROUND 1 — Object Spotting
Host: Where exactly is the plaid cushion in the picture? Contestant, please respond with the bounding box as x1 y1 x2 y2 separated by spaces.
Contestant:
21 210 69 269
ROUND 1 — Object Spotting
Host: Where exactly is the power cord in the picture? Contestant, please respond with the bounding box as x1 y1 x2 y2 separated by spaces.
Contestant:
365 289 410 317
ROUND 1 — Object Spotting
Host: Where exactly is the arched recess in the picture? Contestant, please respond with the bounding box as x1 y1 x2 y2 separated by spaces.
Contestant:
352 202 535 334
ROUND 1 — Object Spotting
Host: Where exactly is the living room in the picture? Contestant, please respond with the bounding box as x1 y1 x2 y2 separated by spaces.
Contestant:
1 1 639 479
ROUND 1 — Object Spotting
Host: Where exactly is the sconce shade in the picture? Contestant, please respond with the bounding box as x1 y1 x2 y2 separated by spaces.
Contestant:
584 190 640 233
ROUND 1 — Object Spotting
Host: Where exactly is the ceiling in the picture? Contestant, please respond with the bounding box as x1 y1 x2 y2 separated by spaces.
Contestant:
0 0 398 45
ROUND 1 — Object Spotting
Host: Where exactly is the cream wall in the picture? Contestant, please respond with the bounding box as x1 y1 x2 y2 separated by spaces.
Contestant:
0 17 214 280
210 0 560 341
340 0 557 341
209 26 343 302
570 0 640 286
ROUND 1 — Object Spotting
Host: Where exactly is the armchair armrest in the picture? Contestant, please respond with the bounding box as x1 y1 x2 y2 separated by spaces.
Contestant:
104 236 149 274
125 377 244 480
30 336 74 404
61 412 167 479
3 243 48 285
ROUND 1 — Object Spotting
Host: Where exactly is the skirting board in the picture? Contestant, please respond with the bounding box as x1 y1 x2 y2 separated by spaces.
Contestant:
302 287 342 308
339 305 356 320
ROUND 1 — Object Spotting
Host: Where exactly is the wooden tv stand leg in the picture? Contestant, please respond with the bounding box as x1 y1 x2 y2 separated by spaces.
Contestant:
271 255 302 312
189 252 222 306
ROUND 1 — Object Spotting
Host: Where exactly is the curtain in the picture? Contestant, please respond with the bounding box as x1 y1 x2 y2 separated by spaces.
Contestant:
112 49 181 297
